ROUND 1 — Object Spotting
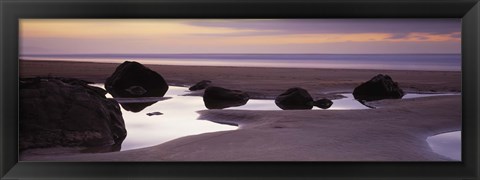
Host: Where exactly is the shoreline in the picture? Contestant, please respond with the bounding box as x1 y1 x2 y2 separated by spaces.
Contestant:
19 60 462 161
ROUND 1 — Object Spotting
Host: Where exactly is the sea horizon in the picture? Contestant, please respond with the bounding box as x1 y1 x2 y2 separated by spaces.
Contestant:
20 53 461 71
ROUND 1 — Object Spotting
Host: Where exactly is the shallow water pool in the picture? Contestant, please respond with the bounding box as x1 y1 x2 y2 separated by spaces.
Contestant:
92 84 376 151
94 85 238 151
91 84 459 151
226 93 370 110
426 131 461 161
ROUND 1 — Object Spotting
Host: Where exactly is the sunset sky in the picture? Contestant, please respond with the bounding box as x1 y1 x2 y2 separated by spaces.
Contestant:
20 19 461 55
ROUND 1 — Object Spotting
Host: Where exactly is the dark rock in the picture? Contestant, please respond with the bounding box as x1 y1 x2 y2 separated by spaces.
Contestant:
124 86 147 96
105 61 168 98
19 77 127 151
275 87 314 110
114 97 171 113
147 112 163 116
21 77 105 96
120 102 159 113
313 98 333 109
353 74 404 101
56 77 94 85
189 80 212 91
203 86 249 109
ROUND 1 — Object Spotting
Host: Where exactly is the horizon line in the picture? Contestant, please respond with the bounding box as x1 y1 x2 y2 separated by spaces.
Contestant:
21 53 462 56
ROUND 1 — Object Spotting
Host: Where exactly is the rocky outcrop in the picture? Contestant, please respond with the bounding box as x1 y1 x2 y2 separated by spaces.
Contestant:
189 80 212 91
353 74 404 101
275 87 314 110
313 98 333 109
203 86 249 109
19 77 127 151
105 61 169 98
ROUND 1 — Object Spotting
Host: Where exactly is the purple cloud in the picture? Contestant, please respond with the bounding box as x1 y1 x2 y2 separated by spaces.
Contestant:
184 19 461 37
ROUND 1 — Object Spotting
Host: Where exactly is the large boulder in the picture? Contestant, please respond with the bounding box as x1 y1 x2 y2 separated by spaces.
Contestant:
203 86 249 109
313 98 333 109
124 86 148 96
275 87 314 110
189 80 212 91
105 61 169 98
353 74 404 101
19 77 127 151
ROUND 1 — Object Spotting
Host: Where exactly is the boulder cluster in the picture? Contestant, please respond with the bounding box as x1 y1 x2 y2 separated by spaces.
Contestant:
20 60 405 152
194 73 404 110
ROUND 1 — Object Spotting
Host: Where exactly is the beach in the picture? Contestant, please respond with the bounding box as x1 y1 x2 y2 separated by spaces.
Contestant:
19 60 462 161
20 60 461 98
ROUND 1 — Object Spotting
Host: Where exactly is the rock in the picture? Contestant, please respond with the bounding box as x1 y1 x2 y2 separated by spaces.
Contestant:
115 97 171 113
189 80 212 91
19 77 127 151
275 87 314 110
120 102 159 113
21 77 105 96
353 74 404 101
147 112 163 116
203 86 249 109
105 61 168 98
124 86 147 96
313 98 333 109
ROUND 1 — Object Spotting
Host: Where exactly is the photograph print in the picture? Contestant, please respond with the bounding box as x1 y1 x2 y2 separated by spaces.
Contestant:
19 19 461 161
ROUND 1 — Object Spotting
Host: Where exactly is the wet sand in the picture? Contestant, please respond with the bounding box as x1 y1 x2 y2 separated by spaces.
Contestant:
19 60 462 161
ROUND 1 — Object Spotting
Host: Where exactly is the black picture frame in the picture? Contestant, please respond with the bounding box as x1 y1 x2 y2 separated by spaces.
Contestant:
1 0 479 179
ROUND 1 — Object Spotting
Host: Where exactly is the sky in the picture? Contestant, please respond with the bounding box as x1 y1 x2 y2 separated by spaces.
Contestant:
20 19 461 55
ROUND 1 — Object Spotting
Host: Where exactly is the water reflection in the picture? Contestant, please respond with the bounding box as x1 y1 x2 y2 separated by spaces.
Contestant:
90 84 458 151
99 85 238 151
105 89 167 113
403 93 459 99
119 102 158 112
114 97 172 113
354 92 459 109
92 84 374 151
426 131 461 161
225 94 370 110
118 95 239 151
225 93 458 111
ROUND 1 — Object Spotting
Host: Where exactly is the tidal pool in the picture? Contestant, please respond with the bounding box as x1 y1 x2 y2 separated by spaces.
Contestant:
95 85 238 151
226 93 369 110
426 131 461 161
91 84 458 151
225 92 459 111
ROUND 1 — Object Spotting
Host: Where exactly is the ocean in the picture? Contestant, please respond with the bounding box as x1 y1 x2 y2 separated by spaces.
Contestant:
20 54 461 71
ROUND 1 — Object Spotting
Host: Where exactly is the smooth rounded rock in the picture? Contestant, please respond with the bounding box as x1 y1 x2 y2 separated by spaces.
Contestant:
203 86 249 109
105 61 168 98
189 80 212 91
353 74 404 101
275 87 314 110
313 98 334 109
